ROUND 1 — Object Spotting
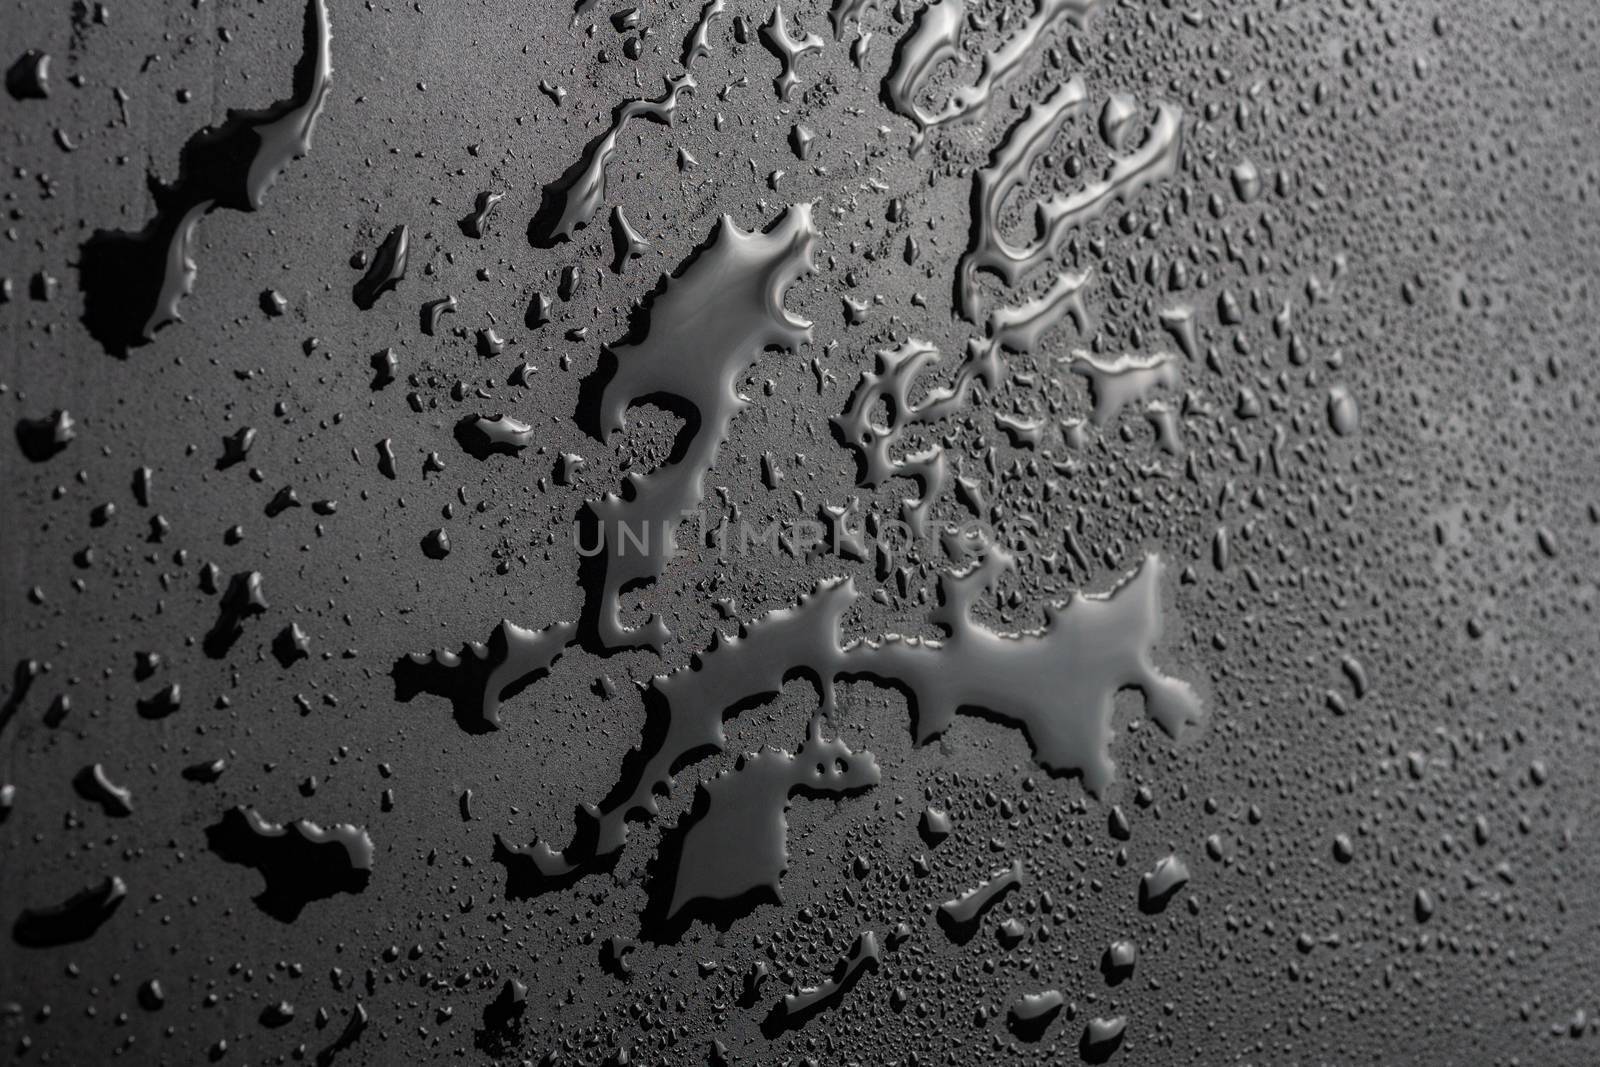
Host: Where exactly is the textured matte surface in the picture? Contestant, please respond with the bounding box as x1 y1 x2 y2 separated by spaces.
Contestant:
4 0 1600 1063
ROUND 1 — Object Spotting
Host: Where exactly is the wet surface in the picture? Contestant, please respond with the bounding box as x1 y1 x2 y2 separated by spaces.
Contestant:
3 0 1600 1062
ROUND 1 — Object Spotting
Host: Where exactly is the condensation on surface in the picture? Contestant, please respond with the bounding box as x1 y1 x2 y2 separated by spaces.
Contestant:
3 0 1600 1064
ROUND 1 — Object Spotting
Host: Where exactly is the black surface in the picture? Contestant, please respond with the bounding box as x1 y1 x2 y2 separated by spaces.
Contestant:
3 0 1600 1063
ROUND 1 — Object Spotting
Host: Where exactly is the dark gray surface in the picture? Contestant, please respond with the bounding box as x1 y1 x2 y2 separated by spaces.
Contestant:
3 0 1599 1063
